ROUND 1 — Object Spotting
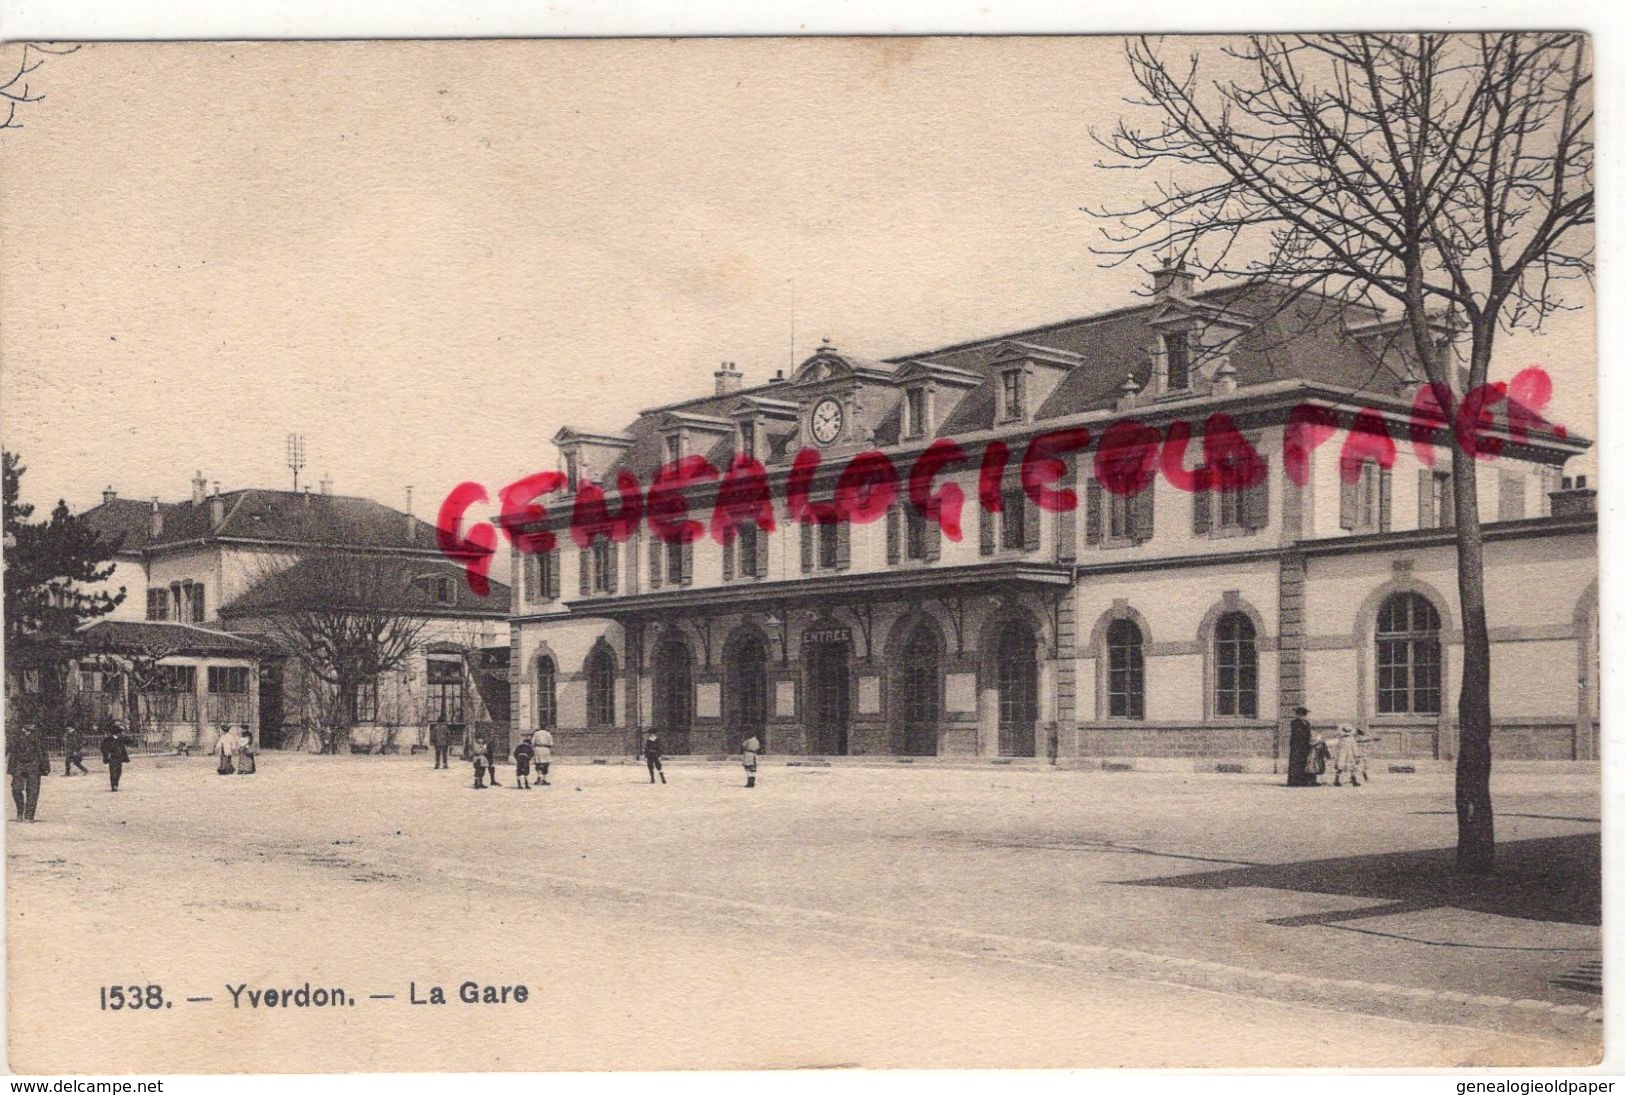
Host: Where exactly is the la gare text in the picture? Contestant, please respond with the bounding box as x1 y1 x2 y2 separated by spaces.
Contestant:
222 982 529 1007
436 374 1564 596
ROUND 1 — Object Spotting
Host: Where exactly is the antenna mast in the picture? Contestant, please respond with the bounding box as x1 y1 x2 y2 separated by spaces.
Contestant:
285 433 307 491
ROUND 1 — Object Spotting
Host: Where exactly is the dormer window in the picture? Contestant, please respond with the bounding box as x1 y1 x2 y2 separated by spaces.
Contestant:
999 370 1026 421
737 419 756 461
664 434 682 465
1164 331 1192 392
904 387 927 439
436 576 454 604
564 452 580 491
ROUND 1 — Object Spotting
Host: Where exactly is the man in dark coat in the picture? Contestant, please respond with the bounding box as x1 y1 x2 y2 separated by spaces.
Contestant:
100 726 131 792
62 726 90 776
1287 706 1313 787
430 722 449 769
8 725 50 821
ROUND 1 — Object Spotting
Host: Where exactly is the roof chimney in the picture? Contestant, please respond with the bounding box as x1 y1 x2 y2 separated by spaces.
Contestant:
769 369 786 385
191 470 207 506
1550 476 1597 518
319 475 333 496
405 486 415 543
1152 257 1195 301
149 498 164 539
714 362 744 395
210 483 225 528
101 485 117 505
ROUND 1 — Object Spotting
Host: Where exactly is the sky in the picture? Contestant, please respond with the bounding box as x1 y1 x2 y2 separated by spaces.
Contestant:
0 37 1598 533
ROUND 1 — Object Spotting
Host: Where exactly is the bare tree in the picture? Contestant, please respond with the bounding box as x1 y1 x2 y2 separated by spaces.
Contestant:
228 549 434 754
1094 33 1593 872
1 43 81 138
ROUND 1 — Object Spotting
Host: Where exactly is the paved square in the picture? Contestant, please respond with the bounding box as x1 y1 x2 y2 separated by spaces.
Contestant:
6 753 1601 1071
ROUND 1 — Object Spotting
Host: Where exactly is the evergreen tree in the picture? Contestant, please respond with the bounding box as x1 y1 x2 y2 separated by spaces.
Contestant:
4 451 127 717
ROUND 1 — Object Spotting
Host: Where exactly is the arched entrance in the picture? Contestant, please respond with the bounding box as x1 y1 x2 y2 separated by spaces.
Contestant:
804 630 851 756
651 635 694 754
899 625 942 756
994 617 1038 757
723 629 770 754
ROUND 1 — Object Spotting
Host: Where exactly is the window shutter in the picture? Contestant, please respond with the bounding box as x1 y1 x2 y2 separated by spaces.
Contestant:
605 541 619 592
1339 471 1358 530
578 548 591 595
1132 477 1155 542
925 512 942 562
722 534 735 581
681 540 694 586
649 537 663 589
1022 491 1041 551
886 505 901 564
626 537 639 594
1086 478 1103 545
1243 460 1270 530
979 502 996 556
756 520 771 577
1417 469 1434 529
835 520 851 570
1441 474 1455 529
547 552 560 599
801 521 814 572
1378 466 1392 532
1192 468 1212 535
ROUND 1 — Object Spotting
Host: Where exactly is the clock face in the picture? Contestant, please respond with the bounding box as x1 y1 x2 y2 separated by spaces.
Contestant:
810 398 844 445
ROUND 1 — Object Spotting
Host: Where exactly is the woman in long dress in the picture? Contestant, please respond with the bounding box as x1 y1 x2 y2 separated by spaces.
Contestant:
215 724 236 775
236 728 257 775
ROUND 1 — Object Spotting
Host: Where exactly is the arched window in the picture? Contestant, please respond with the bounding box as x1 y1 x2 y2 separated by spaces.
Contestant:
585 646 617 727
535 656 557 730
1375 592 1441 715
1213 612 1258 718
1106 618 1144 719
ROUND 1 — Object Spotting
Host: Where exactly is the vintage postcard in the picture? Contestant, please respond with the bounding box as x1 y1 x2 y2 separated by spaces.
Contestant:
1 35 1601 1074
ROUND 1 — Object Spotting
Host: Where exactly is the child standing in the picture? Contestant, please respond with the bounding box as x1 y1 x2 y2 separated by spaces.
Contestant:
643 732 666 784
471 748 488 790
1332 725 1360 787
513 737 534 790
1353 729 1379 785
741 733 761 789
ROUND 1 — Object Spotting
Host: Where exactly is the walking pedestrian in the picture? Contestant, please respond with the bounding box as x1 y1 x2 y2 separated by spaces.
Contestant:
62 726 90 776
236 727 257 775
642 732 666 784
1287 706 1313 787
215 724 237 776
513 737 534 790
8 724 50 821
741 733 761 789
532 728 553 786
1331 725 1360 787
100 725 131 792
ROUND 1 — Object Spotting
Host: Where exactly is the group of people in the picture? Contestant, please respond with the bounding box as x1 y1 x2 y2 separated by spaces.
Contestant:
449 728 764 790
7 722 135 822
214 724 257 776
455 726 553 790
1286 707 1378 787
